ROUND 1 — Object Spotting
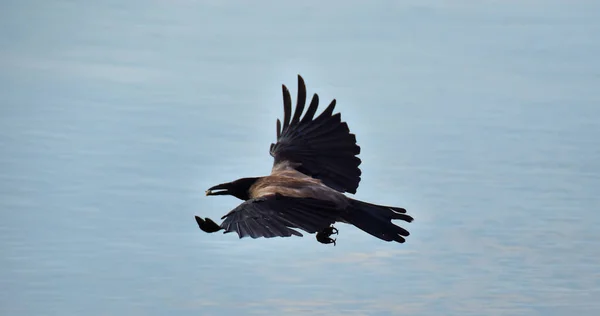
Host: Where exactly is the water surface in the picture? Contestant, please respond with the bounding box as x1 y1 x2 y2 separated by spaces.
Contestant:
1 1 599 315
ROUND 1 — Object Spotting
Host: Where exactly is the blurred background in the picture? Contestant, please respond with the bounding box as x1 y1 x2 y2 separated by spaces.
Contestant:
1 0 599 315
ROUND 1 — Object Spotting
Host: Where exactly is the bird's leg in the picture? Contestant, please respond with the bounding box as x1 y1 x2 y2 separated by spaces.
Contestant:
316 225 338 246
195 216 223 233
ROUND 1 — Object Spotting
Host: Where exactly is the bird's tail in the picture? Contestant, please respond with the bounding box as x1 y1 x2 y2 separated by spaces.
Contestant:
342 198 414 243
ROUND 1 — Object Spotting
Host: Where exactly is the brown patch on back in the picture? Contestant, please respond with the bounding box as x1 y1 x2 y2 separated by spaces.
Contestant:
250 169 348 207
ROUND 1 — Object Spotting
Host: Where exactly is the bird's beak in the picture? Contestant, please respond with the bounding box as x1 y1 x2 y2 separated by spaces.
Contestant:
205 183 230 196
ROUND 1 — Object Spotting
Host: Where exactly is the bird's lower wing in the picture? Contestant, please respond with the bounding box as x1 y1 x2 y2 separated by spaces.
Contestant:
220 195 341 239
269 75 362 194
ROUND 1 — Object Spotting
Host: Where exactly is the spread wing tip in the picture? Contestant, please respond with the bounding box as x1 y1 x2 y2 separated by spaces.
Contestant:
230 228 304 239
271 76 362 194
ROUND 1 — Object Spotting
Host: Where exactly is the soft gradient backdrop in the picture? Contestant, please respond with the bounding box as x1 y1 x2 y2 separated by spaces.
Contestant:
1 1 599 315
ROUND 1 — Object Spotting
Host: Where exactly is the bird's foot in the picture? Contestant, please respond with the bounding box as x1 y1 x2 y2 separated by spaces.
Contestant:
316 225 338 246
324 226 338 235
195 216 223 233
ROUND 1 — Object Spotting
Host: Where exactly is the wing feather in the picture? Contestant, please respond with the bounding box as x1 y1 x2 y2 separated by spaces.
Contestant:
290 76 306 126
301 94 319 123
270 75 362 194
281 85 292 132
219 195 340 239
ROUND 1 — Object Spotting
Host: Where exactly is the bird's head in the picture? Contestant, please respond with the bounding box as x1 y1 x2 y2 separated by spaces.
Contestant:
205 177 260 201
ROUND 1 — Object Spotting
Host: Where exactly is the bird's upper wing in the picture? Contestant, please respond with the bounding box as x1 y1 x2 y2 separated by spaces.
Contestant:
269 75 362 194
219 194 341 239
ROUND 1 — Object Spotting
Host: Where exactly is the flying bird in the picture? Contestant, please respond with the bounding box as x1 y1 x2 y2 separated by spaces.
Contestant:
196 75 414 245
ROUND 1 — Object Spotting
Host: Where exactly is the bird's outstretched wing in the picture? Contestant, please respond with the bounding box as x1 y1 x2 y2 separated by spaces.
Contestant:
219 194 340 239
269 75 362 194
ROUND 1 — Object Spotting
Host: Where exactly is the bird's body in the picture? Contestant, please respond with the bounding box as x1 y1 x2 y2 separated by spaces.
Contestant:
251 168 350 207
196 75 414 245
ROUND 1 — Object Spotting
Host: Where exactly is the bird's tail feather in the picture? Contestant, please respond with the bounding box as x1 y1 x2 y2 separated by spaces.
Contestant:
342 199 413 243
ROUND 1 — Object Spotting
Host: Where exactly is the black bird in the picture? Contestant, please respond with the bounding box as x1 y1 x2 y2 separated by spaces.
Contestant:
196 75 414 245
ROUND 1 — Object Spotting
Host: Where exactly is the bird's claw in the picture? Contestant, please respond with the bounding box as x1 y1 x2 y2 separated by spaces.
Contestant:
316 234 336 246
316 225 338 246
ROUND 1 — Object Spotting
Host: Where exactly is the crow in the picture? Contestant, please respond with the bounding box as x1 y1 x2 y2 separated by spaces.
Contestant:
196 75 413 246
